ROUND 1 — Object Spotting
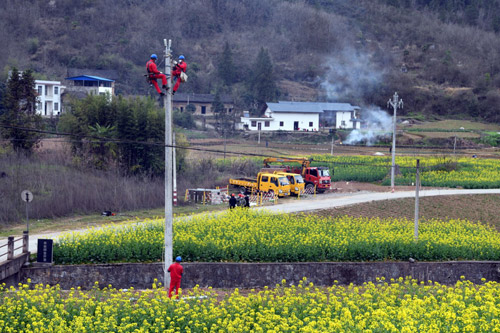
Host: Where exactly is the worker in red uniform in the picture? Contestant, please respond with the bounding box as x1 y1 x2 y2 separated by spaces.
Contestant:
168 256 184 298
146 54 168 96
171 55 187 95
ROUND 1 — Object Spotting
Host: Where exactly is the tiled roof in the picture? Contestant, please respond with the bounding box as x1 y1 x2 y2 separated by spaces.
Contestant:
267 101 360 113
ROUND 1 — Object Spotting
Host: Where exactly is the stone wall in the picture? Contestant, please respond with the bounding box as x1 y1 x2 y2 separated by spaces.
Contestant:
20 261 500 290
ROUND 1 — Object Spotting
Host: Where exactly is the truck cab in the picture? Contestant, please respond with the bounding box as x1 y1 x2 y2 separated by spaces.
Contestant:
273 171 305 196
257 173 291 197
303 167 331 192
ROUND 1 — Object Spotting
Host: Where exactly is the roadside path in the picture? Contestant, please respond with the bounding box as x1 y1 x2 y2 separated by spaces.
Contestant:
4 188 500 254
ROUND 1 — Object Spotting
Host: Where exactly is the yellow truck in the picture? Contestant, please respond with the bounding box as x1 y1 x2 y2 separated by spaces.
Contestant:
273 171 305 196
229 172 291 197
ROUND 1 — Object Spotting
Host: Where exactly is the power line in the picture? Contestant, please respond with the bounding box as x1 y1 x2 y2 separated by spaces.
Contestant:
0 124 465 171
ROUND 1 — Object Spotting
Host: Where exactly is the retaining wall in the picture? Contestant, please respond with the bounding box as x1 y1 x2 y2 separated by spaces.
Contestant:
20 261 500 290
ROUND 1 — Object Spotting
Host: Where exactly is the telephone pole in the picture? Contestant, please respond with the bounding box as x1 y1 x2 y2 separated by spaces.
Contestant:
387 92 403 193
163 39 173 289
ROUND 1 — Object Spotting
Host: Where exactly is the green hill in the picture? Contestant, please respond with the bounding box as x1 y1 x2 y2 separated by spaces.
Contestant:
1 0 499 122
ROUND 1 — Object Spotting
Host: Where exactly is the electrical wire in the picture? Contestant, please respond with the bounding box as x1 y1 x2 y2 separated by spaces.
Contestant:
0 124 479 171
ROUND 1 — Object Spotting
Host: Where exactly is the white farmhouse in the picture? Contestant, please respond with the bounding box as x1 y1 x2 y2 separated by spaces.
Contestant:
35 80 65 117
239 101 361 131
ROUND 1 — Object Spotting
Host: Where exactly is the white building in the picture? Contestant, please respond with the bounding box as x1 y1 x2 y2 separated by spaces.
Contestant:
65 75 115 100
35 80 65 117
239 101 361 131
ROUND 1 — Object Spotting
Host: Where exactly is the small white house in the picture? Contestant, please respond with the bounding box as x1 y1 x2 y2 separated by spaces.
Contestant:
65 75 115 100
239 101 361 131
35 80 65 117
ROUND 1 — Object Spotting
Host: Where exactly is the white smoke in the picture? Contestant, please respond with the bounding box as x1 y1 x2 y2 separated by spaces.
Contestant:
344 107 392 146
320 47 391 145
320 48 385 101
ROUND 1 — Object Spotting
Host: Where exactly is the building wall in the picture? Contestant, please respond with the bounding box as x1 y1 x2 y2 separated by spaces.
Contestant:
241 112 319 131
173 102 234 116
35 80 63 117
335 111 355 129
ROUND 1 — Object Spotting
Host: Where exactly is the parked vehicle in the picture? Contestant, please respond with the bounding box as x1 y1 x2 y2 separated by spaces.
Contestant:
272 171 305 196
263 157 332 193
229 172 291 197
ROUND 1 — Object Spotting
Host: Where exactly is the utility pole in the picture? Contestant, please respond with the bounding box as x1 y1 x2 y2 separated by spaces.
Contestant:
387 92 403 193
163 38 173 289
330 133 334 156
173 134 177 207
453 136 457 155
414 159 420 241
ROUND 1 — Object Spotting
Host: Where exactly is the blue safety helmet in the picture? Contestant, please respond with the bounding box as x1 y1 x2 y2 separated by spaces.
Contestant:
179 55 185 60
150 54 158 59
175 256 182 262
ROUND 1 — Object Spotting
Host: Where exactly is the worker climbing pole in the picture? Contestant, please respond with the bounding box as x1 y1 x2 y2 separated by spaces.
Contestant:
146 54 168 96
171 55 188 95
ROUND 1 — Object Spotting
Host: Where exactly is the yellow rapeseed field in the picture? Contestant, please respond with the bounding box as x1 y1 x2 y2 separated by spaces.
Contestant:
1 277 499 332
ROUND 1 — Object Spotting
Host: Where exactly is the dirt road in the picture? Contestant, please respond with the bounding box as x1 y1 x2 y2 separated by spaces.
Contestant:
16 187 500 253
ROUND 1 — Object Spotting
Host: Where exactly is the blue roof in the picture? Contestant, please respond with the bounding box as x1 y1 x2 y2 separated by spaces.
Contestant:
267 101 359 113
65 75 115 82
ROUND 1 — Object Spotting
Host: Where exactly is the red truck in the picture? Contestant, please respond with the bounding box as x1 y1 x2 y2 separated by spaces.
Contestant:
263 157 332 193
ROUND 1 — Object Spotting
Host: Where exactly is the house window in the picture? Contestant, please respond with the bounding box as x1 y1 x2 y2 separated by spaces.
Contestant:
309 122 313 127
180 106 184 112
37 102 42 111
201 106 206 114
54 102 59 111
38 86 42 95
265 121 270 127
45 86 50 95
280 121 284 127
54 86 59 94
229 108 232 113
341 120 346 126
251 121 257 127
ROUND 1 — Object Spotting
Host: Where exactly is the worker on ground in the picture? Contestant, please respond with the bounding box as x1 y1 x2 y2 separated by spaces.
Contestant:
168 256 184 298
229 193 237 209
171 55 187 95
146 54 168 96
244 194 250 208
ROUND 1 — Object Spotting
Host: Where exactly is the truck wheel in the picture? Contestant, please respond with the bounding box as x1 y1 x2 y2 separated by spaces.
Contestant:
239 186 247 194
305 183 314 191
268 190 275 198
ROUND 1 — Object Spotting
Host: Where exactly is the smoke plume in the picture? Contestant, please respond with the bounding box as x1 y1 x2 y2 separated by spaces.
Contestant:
320 48 385 102
344 107 392 146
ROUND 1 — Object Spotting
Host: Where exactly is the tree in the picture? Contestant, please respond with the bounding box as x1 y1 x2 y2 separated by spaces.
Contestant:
0 68 43 153
247 48 278 115
217 41 237 86
213 90 231 135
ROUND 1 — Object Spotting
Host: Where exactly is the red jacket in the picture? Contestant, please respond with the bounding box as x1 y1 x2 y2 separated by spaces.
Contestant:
146 59 161 75
168 262 183 282
172 61 187 77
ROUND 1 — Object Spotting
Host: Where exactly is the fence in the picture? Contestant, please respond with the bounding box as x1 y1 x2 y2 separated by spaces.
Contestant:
0 231 29 263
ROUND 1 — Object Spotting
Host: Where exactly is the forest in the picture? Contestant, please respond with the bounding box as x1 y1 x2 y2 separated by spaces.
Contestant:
0 0 500 121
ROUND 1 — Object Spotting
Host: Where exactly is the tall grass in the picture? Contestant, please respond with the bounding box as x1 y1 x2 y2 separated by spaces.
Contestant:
0 152 164 225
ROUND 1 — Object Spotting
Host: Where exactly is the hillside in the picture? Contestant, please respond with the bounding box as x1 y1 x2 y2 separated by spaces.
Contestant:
1 0 500 122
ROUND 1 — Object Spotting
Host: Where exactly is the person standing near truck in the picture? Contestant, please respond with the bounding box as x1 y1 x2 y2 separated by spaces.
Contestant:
229 193 237 209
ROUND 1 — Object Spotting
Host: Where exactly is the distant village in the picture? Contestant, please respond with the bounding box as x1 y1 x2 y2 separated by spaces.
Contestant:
36 69 362 132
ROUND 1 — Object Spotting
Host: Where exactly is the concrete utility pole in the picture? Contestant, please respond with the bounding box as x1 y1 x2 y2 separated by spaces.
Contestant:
163 39 173 289
173 134 177 207
414 159 420 241
387 92 403 192
331 133 334 156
